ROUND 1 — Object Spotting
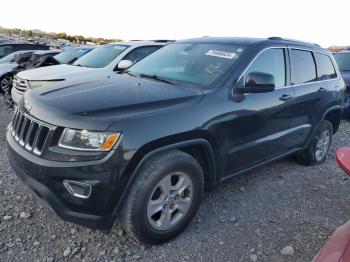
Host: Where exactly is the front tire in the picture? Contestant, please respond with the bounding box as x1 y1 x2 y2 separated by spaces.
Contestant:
296 120 333 165
121 150 204 244
0 73 13 94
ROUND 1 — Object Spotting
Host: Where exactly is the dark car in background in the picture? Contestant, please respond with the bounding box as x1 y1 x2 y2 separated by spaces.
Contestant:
7 37 344 244
334 51 350 116
0 43 49 59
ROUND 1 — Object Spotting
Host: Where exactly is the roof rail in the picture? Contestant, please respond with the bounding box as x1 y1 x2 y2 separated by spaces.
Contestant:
268 37 283 40
151 40 175 43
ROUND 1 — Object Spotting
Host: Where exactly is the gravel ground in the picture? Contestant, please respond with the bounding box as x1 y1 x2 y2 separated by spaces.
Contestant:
1 95 350 262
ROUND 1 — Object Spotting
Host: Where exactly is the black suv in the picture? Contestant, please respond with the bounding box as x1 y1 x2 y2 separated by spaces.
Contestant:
7 37 344 244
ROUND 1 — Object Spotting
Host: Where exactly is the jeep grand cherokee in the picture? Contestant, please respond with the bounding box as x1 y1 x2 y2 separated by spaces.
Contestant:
7 37 344 244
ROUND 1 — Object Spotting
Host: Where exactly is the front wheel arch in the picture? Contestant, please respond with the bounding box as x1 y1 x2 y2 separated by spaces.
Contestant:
113 139 217 216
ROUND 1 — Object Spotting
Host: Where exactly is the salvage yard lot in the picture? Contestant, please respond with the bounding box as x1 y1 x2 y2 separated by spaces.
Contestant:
1 95 350 262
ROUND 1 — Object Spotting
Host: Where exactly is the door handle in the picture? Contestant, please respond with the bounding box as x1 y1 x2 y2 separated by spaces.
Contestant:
318 87 328 92
279 94 293 101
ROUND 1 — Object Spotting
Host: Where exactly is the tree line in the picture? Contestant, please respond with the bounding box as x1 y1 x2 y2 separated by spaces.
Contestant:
0 26 122 45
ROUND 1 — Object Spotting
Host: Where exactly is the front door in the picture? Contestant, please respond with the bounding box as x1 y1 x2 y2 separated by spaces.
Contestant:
221 47 297 177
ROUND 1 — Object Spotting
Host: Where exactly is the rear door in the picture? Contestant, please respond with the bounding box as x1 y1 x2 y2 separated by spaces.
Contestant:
288 48 333 146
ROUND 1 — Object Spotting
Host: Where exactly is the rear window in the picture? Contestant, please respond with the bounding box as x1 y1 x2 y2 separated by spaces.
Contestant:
314 53 337 80
291 49 317 85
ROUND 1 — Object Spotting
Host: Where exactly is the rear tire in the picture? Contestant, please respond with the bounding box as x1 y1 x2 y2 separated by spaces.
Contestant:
296 120 333 166
121 150 204 244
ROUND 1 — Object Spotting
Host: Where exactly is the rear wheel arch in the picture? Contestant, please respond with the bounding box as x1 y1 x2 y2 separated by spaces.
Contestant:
322 106 342 134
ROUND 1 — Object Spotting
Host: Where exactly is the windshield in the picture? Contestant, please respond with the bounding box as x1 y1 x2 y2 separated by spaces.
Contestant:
0 52 16 63
334 53 350 71
129 43 246 88
73 44 128 68
54 48 91 64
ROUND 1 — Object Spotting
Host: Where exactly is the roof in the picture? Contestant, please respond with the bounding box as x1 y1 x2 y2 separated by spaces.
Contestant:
177 36 325 51
32 50 62 55
106 40 169 47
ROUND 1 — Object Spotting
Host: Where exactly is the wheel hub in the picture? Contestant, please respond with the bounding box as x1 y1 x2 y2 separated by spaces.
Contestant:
315 130 331 162
147 172 194 231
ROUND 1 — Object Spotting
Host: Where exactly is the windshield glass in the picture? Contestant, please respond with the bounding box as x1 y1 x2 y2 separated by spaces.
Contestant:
0 52 16 63
334 53 350 71
129 43 246 88
54 48 91 64
73 44 128 68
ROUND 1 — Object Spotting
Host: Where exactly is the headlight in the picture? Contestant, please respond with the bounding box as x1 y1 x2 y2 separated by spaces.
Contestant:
58 128 121 151
28 80 59 89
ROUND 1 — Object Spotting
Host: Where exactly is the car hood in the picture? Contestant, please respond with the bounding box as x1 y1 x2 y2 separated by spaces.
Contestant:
0 63 17 77
21 74 204 131
341 71 350 86
17 64 104 81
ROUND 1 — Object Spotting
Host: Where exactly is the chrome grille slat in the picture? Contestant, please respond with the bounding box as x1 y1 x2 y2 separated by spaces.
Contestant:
10 109 52 155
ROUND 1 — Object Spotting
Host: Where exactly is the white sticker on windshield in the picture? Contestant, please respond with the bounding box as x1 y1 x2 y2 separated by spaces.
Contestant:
206 50 236 59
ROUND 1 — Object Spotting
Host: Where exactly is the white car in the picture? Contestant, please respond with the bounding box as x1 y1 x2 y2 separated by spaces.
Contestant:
12 41 169 104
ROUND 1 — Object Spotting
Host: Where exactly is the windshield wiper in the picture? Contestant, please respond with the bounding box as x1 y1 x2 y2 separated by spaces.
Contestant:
123 70 137 77
139 73 175 86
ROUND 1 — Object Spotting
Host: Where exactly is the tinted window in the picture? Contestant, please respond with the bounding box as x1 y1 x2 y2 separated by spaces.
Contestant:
291 49 317 84
239 48 286 88
122 46 161 64
334 53 350 71
314 53 337 80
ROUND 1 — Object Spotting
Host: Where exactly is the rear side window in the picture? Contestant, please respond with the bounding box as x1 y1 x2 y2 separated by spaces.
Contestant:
291 49 317 85
239 48 286 88
314 53 337 80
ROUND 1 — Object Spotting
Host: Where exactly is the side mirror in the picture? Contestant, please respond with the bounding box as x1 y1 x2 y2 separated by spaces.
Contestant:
117 60 133 71
237 72 275 93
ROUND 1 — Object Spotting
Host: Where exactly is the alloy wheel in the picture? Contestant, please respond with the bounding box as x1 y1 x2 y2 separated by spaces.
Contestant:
147 172 194 231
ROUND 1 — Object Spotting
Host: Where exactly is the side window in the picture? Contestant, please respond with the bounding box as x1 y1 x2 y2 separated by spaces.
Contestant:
291 49 317 85
123 46 161 64
314 53 337 80
239 48 286 88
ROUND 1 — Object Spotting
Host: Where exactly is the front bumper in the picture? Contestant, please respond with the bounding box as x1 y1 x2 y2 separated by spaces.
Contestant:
7 130 134 230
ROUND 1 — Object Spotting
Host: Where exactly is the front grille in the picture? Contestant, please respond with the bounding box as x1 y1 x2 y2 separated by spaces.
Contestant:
10 108 51 155
13 76 29 94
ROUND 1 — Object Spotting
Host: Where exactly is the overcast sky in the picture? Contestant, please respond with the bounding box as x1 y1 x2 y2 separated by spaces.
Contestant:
0 0 348 47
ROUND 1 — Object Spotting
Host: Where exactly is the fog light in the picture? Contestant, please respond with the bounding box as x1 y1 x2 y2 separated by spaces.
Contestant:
63 180 92 199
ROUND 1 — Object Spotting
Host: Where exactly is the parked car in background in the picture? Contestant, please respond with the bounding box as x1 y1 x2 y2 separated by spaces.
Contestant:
333 51 350 116
11 40 169 105
0 51 39 94
0 50 33 64
0 50 61 95
7 37 344 244
53 46 95 64
0 43 49 59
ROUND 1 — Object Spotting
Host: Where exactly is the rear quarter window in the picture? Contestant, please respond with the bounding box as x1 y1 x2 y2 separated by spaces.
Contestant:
314 53 337 80
291 49 317 85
